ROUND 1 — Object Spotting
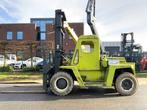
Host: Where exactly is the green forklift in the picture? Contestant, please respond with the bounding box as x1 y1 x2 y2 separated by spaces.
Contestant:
43 0 138 96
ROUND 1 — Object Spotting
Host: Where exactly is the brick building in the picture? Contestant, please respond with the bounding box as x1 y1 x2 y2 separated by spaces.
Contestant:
0 23 36 41
46 23 84 53
0 19 84 60
0 23 38 60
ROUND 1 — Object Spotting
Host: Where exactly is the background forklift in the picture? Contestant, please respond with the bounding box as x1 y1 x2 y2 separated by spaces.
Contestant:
43 0 138 96
121 32 147 71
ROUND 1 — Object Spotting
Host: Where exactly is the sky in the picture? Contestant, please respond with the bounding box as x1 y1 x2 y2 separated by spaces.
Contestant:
0 0 147 51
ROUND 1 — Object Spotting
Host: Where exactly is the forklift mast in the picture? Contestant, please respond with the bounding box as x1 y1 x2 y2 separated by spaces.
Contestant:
54 10 79 72
54 10 66 72
121 32 134 59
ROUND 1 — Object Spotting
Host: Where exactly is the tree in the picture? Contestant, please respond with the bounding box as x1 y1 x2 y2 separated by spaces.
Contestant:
27 41 38 67
0 41 8 67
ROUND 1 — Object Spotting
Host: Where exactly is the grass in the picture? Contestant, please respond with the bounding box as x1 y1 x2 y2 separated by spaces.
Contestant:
136 73 147 78
0 72 42 81
136 70 147 78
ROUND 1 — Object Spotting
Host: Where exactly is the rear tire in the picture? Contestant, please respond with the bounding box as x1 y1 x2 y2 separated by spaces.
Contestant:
50 71 73 96
115 72 138 96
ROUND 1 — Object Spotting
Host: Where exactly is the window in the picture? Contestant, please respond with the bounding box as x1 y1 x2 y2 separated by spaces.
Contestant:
17 32 23 40
41 33 46 40
40 21 46 32
31 19 55 41
7 32 13 40
36 21 40 27
46 20 54 24
81 41 94 53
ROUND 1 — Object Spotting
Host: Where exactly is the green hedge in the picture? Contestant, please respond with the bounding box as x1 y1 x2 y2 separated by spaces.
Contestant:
22 66 40 72
0 66 14 72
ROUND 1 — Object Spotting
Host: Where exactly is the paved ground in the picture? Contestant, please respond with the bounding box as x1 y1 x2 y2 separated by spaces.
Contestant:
0 78 147 110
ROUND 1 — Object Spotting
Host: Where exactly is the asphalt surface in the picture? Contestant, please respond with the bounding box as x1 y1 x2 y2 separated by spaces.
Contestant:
0 79 147 110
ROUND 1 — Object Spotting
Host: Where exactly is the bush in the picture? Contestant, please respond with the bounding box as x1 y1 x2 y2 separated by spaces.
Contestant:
0 66 14 72
22 66 40 72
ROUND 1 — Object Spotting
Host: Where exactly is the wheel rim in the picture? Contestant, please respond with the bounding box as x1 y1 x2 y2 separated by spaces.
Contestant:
56 78 67 89
54 77 69 92
121 78 134 91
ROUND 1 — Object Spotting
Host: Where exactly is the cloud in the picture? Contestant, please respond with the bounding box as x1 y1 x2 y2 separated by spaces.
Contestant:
0 0 86 23
0 0 147 51
94 0 147 51
0 3 9 15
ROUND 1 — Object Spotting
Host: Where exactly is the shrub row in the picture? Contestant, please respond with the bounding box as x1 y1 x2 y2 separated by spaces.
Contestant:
0 66 41 72
22 66 41 72
0 66 14 72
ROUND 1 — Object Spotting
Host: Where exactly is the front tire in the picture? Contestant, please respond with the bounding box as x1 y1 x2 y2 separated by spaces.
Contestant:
50 71 73 96
115 73 138 96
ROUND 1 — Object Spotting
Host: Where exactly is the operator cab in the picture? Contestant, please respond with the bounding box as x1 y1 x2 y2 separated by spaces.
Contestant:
71 35 101 70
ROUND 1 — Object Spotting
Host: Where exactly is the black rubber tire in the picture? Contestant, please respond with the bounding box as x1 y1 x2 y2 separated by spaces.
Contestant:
50 71 73 96
115 72 138 96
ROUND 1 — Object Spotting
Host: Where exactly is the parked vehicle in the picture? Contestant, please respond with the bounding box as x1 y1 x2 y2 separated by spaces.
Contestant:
0 54 17 67
14 57 43 69
36 60 49 69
